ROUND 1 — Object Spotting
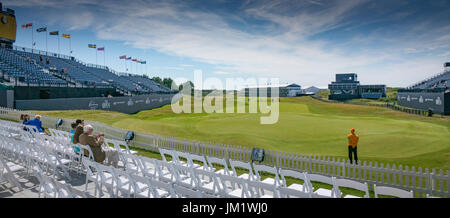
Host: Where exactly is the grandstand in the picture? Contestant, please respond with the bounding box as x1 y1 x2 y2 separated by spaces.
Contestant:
126 74 173 93
0 47 67 86
407 63 450 90
0 46 174 95
397 62 450 115
0 3 176 114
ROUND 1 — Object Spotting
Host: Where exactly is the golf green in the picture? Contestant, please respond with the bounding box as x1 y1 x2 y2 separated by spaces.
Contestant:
34 97 450 169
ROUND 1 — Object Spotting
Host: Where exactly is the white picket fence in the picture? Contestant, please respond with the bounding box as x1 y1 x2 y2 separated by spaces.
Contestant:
0 106 448 197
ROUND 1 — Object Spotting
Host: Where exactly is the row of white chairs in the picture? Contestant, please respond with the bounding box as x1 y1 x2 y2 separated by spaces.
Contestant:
0 119 419 198
0 120 76 192
156 148 416 198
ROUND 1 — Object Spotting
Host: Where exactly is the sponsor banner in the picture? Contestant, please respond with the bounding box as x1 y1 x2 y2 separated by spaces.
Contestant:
15 94 175 114
397 91 448 114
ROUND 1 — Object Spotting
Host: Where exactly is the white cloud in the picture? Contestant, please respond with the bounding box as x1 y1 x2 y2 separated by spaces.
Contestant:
6 0 450 87
213 71 232 75
165 66 185 70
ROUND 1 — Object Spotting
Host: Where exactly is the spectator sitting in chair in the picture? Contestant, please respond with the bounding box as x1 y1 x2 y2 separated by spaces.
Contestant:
72 119 84 144
79 125 119 167
19 114 26 124
23 115 49 135
70 122 81 154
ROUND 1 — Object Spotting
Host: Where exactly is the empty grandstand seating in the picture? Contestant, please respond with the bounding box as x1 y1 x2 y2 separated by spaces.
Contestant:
0 46 174 94
12 49 107 86
126 75 172 93
74 64 148 93
0 47 66 85
409 70 450 90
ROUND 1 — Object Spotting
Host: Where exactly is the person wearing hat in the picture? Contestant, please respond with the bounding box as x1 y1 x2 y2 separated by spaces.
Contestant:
347 128 359 164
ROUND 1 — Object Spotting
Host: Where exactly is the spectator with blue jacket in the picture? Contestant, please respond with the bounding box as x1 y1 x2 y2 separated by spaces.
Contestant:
24 115 47 134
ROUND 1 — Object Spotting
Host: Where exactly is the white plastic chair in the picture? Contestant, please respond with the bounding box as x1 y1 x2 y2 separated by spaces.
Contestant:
104 138 137 155
120 152 142 174
278 186 312 198
39 174 58 198
82 159 101 197
78 144 94 160
194 168 224 195
92 161 116 197
229 159 256 181
217 173 251 198
129 173 155 198
187 153 210 171
279 169 311 193
174 150 190 167
253 164 282 186
247 179 279 198
149 177 175 198
334 178 370 198
173 184 202 198
53 179 73 198
41 146 72 181
137 156 157 178
0 156 24 191
374 184 413 198
171 163 199 189
206 156 232 176
153 159 175 183
308 173 337 198
152 158 171 175
110 167 135 198
158 148 175 163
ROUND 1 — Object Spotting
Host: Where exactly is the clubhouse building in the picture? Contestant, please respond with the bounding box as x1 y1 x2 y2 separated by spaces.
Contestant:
243 83 303 97
328 73 386 100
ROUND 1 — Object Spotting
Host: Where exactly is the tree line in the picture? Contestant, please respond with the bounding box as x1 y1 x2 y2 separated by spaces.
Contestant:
151 76 194 91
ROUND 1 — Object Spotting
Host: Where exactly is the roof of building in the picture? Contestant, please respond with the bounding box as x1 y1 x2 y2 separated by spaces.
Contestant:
246 83 301 89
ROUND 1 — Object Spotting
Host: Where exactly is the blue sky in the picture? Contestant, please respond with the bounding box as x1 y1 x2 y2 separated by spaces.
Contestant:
4 0 450 88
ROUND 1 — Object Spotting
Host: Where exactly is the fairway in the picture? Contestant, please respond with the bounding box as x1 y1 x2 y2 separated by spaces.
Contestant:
35 97 450 169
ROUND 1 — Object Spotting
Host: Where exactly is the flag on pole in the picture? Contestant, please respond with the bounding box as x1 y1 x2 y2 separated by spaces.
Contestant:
62 34 71 39
88 44 96 48
49 31 59 35
21 23 32 28
36 27 47 32
97 47 105 51
126 57 131 60
119 55 126 59
132 58 137 62
141 61 146 64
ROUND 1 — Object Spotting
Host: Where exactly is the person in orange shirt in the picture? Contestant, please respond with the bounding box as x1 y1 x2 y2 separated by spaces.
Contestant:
347 128 359 164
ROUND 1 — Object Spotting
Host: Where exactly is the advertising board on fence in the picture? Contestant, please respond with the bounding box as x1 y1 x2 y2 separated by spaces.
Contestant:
397 91 449 115
15 93 176 114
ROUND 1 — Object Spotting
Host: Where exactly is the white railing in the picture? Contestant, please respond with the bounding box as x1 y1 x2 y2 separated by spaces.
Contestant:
0 106 448 197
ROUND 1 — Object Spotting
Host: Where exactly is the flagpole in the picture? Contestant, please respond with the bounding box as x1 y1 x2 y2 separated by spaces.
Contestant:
45 27 48 55
31 24 34 52
57 34 60 57
96 49 98 66
69 37 72 56
104 49 106 67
